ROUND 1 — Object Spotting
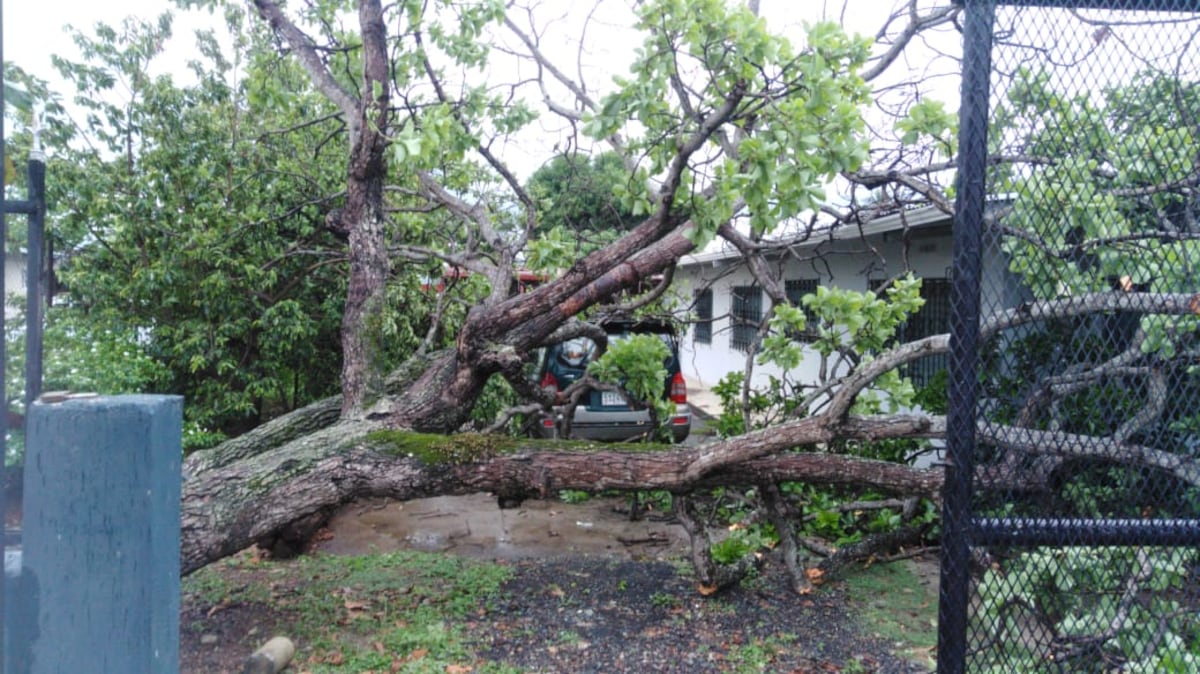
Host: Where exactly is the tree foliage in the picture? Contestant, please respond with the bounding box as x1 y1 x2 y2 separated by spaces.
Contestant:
29 11 355 435
524 152 636 268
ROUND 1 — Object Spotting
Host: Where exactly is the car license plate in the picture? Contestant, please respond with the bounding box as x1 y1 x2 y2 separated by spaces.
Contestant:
600 391 624 406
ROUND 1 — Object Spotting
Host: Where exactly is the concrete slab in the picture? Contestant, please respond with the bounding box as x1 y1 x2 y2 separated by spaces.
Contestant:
685 381 722 420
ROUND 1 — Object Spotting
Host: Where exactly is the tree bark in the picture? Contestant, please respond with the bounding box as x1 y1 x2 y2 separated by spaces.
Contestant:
338 0 391 414
180 416 945 575
251 0 392 414
177 286 1200 574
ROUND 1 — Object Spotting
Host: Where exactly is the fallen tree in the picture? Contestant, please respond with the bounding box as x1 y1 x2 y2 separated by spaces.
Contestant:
181 286 1200 586
166 0 946 584
180 413 945 575
39 0 1200 596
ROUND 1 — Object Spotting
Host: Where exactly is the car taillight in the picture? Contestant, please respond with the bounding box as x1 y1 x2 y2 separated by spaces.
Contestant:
540 372 559 390
671 415 689 425
669 372 687 404
542 418 556 428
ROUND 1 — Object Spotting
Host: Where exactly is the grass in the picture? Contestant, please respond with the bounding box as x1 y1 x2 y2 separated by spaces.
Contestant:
650 590 681 609
841 557 939 670
183 549 515 673
725 633 797 673
181 538 940 672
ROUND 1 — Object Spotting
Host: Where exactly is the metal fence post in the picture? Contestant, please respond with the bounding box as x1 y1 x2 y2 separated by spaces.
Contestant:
21 138 44 410
10 395 182 674
939 2 995 673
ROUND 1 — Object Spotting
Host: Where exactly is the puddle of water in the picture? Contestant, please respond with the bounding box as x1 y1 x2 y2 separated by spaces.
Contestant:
314 492 690 561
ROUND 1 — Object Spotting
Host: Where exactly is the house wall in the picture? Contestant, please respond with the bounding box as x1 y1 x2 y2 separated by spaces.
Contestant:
5 252 27 319
675 226 957 391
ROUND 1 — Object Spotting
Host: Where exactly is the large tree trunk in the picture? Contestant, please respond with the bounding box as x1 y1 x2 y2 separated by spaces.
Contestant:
180 414 944 575
337 0 391 414
182 0 1200 586
253 0 392 415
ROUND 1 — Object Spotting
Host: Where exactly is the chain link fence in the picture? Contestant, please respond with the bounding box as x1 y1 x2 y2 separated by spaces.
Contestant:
943 1 1200 672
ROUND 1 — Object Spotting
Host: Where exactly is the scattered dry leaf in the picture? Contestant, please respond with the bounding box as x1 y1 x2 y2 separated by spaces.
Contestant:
445 665 473 674
205 602 230 618
344 599 370 619
698 583 719 596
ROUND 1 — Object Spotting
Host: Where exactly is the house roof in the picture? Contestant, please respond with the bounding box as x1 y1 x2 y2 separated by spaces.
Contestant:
678 204 951 267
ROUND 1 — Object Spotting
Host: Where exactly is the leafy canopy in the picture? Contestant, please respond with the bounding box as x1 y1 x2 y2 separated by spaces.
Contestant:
994 68 1200 359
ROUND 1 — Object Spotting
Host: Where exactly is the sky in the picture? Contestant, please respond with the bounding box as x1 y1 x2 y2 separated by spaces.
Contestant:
1 0 964 236
0 0 963 257
4 0 220 86
2 1 950 118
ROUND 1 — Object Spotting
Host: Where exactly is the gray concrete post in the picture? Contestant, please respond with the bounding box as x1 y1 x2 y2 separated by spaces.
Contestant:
10 395 182 673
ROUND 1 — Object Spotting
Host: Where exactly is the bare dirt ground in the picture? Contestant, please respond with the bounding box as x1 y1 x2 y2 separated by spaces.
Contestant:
181 494 939 673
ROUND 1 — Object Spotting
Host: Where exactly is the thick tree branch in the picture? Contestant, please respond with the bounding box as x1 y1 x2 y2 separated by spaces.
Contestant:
604 264 676 314
180 413 948 574
1113 367 1168 442
979 424 1200 487
250 0 359 132
824 335 949 421
982 292 1200 340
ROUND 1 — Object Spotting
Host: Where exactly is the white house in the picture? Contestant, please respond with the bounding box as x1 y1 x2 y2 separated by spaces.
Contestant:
4 251 27 320
673 205 1024 394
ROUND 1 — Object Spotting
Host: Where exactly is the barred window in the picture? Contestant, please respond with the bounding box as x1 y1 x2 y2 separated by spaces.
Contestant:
872 277 951 387
730 285 762 352
784 278 820 341
694 288 713 345
905 278 951 341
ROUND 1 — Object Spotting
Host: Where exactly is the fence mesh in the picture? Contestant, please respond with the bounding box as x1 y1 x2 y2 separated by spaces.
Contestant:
947 1 1200 671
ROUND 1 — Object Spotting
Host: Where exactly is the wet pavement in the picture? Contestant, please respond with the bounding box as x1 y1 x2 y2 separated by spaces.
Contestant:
316 403 716 562
314 492 692 561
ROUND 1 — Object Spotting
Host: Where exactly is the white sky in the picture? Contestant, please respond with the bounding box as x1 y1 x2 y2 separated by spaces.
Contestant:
2 0 961 236
1 0 884 61
3 1 951 112
5 0 220 85
2 0 962 257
